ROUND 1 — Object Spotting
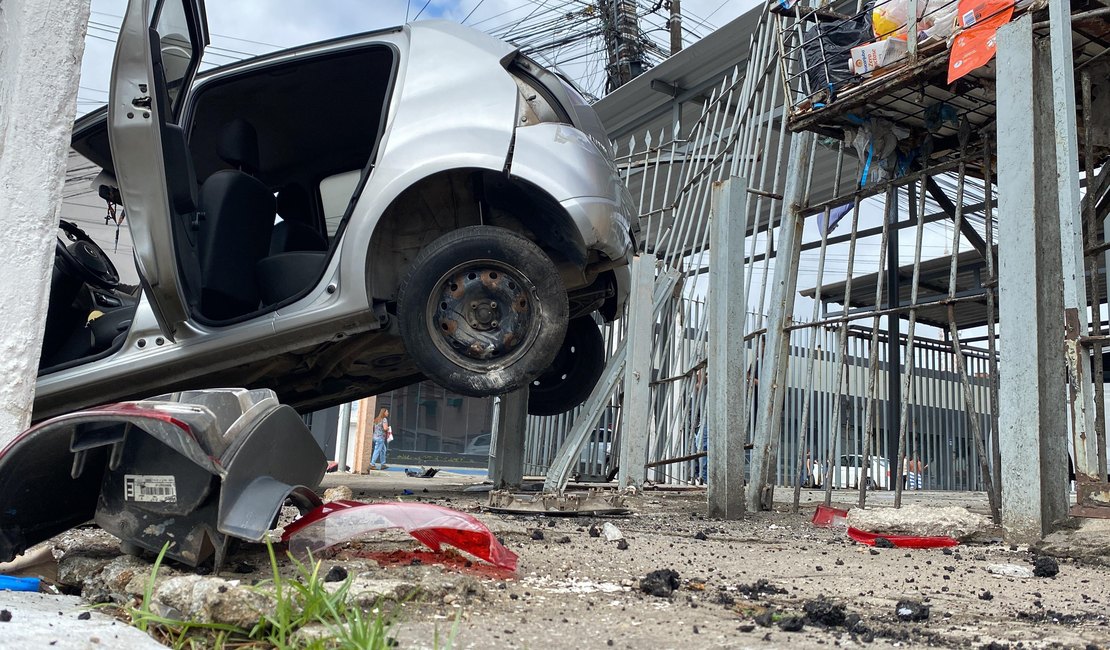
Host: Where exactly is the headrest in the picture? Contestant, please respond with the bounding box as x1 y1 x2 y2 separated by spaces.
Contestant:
276 184 313 225
217 118 260 175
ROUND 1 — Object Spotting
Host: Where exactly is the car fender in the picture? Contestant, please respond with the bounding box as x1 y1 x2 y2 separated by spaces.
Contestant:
336 21 519 301
508 123 635 263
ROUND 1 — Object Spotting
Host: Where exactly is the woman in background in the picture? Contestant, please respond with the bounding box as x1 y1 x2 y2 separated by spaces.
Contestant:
372 407 391 470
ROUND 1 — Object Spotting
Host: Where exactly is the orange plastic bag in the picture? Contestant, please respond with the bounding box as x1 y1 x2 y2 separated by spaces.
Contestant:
947 0 1015 83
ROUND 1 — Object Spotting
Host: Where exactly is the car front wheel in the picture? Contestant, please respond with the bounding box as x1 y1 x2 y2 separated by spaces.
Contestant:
398 226 568 397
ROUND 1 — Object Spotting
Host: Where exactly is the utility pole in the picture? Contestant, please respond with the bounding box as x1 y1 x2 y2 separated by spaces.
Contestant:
669 0 683 55
602 0 646 93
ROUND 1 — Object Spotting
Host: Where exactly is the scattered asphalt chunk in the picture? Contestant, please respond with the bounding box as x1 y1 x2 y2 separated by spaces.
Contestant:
0 610 10 622
323 566 348 582
778 616 805 632
713 590 736 607
844 613 862 631
738 624 755 633
874 537 895 549
232 562 255 574
694 531 708 541
803 598 847 627
588 525 601 538
77 612 92 620
979 590 994 601
869 548 880 556
555 536 572 544
530 529 545 541
640 569 681 597
737 579 787 598
895 600 930 622
616 539 629 550
1032 556 1059 578
754 610 774 628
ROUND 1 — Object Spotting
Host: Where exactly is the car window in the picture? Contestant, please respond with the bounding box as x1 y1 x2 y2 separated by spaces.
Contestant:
319 170 362 237
154 1 196 109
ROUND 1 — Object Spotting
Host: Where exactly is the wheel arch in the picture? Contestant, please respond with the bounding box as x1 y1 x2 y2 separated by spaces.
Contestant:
365 167 589 302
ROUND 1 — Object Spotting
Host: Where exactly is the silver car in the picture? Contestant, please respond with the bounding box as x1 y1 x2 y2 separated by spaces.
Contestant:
36 0 634 421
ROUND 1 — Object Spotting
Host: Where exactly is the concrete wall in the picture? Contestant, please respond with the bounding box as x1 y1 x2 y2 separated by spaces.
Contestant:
0 0 91 445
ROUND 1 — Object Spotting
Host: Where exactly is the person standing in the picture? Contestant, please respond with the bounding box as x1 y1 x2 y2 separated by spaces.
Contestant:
907 453 927 490
371 407 392 470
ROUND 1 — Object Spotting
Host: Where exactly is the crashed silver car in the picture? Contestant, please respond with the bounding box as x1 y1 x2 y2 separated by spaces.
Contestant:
36 0 635 420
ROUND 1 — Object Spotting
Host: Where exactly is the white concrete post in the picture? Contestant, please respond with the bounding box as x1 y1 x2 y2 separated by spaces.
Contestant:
0 0 91 445
996 15 1071 542
618 254 655 490
707 178 748 519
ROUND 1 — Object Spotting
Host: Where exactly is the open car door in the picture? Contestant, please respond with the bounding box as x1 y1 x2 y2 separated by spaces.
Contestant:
108 0 208 340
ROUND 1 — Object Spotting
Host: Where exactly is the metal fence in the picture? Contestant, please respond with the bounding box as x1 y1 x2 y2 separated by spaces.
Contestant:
521 1 1005 511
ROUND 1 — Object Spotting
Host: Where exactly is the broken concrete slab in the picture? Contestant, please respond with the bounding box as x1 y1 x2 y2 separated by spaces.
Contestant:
846 504 992 541
153 575 275 629
64 555 167 604
1036 518 1110 566
0 591 164 649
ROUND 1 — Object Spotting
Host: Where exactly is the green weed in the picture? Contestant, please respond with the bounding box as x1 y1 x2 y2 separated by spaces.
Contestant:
126 540 398 649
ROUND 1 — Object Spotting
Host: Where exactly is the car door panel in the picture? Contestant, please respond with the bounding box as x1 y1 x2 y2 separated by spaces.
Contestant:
108 0 208 340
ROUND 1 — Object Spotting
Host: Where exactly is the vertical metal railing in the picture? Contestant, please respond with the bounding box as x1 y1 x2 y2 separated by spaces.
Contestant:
520 1 1004 507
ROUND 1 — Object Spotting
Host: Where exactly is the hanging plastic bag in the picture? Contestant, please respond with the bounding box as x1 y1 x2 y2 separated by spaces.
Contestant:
872 0 927 40
800 11 874 104
873 0 960 42
947 0 1015 83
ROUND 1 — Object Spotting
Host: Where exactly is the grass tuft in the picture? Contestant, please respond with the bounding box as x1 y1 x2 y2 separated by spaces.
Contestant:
125 540 399 649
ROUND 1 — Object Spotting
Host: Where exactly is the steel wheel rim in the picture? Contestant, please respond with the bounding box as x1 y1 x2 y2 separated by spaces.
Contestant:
425 259 540 372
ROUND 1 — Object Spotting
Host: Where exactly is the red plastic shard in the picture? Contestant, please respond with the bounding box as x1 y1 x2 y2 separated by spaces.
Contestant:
811 505 850 528
283 500 518 571
847 526 959 549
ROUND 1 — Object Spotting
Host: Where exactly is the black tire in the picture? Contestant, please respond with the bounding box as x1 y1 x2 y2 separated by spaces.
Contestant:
528 316 606 415
398 226 568 397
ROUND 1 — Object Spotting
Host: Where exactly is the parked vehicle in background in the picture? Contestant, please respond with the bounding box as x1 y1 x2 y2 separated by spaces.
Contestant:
35 0 635 422
835 454 891 490
464 434 492 457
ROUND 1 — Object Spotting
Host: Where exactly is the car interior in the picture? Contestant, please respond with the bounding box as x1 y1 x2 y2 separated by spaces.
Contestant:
40 43 396 373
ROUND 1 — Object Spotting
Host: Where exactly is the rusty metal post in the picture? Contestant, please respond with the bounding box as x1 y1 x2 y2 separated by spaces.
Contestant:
748 131 815 511
707 177 749 518
1047 0 1101 492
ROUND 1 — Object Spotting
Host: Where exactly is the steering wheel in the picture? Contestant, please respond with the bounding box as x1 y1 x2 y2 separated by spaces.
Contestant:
56 220 120 290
